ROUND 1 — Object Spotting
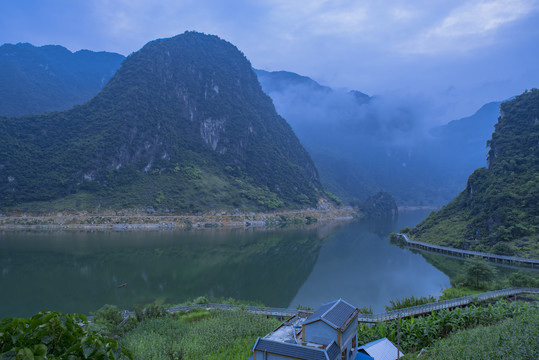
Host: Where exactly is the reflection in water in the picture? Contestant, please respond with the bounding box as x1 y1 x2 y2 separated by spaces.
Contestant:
0 210 450 318
0 227 327 318
289 220 450 312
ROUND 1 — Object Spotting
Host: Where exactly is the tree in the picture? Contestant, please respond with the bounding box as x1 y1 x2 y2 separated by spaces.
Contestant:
464 258 496 289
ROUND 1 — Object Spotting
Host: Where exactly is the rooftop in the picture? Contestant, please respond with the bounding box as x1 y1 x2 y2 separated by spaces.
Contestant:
264 313 308 344
304 298 359 330
359 337 404 360
253 338 340 360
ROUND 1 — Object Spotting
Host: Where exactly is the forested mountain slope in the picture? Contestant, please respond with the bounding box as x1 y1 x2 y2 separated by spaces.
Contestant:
411 89 539 258
0 43 124 116
0 32 324 213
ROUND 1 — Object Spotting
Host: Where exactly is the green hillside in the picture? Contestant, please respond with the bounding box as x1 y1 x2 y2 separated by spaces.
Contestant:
411 89 539 258
0 32 324 213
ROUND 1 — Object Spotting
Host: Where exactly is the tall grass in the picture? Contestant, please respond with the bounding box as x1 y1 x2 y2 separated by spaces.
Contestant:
408 306 539 359
358 300 535 353
121 309 280 360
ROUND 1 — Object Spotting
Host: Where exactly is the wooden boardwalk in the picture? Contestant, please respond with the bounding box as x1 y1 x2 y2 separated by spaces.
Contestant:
118 287 538 326
398 233 539 268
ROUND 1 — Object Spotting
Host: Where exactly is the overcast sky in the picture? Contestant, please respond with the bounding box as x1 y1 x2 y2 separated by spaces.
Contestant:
1 0 539 123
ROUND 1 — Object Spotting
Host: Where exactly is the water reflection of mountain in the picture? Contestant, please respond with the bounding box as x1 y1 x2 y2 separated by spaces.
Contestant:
289 220 450 312
0 226 330 318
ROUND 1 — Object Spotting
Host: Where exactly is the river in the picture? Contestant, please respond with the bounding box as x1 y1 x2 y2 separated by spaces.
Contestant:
0 210 450 318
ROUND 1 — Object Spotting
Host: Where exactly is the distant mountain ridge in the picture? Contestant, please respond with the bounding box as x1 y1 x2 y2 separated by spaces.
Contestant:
256 69 500 206
411 89 539 258
0 32 324 212
0 39 502 210
0 43 125 116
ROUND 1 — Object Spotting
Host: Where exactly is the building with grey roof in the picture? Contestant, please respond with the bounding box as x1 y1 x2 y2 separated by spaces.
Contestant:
357 338 404 360
251 299 360 360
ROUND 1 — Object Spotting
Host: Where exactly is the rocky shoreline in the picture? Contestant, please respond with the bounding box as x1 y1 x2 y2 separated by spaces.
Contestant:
0 206 356 231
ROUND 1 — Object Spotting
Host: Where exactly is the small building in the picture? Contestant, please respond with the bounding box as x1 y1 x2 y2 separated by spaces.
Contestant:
251 299 360 360
357 338 404 360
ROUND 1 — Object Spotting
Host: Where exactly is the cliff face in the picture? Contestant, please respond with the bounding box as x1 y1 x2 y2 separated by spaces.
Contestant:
0 32 323 212
411 89 539 258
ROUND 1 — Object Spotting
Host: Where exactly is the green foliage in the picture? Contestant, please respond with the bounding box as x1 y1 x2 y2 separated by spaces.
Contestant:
507 271 539 287
0 32 324 213
407 305 539 360
400 227 412 234
121 309 280 360
0 310 132 359
463 259 497 289
438 287 482 301
356 191 398 219
89 304 124 338
192 296 210 305
358 300 533 354
412 89 539 258
385 295 437 311
358 306 373 315
134 304 167 322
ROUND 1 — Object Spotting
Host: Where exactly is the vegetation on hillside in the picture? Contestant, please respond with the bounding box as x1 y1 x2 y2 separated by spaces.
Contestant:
411 89 539 258
352 190 398 220
0 32 324 213
402 305 539 359
0 43 124 117
358 299 535 354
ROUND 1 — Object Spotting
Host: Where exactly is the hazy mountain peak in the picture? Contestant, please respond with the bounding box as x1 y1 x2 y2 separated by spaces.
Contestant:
0 42 125 117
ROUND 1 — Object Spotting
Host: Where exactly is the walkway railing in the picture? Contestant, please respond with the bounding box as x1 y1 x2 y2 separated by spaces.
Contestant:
397 233 539 268
117 287 538 326
357 287 538 323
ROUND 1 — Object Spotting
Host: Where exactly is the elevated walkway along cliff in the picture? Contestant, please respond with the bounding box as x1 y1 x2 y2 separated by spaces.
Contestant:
397 233 539 268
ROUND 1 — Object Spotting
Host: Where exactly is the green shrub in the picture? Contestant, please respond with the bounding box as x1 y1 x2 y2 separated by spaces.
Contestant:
0 310 132 359
90 304 124 337
385 295 437 311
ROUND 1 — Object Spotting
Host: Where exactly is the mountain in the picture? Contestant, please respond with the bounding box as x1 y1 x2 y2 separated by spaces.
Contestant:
411 89 539 258
254 69 332 94
0 43 125 116
0 32 324 212
255 69 499 206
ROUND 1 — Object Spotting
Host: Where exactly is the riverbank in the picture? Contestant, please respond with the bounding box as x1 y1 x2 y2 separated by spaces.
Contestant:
0 205 355 231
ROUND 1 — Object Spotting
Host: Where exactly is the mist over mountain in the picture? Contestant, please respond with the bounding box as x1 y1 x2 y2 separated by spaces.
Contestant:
0 32 323 212
0 43 125 116
412 89 539 258
256 69 500 206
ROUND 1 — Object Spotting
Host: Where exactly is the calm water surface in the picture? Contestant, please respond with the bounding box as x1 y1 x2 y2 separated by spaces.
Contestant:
0 210 450 318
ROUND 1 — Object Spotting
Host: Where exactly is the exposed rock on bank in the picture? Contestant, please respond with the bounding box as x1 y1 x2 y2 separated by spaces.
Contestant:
0 206 354 231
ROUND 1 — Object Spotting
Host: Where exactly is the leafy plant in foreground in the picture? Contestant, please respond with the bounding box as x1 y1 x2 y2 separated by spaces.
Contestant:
358 300 533 353
0 310 132 359
406 306 539 359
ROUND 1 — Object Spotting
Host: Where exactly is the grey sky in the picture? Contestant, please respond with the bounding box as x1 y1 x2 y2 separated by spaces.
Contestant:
1 0 539 122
